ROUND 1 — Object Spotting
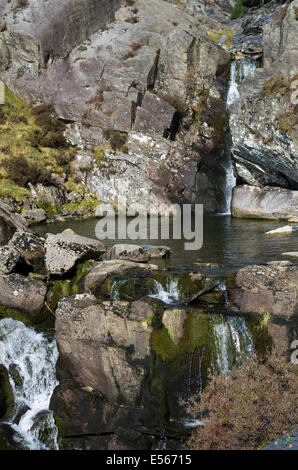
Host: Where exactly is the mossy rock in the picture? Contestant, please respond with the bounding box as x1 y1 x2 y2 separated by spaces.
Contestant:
150 311 210 362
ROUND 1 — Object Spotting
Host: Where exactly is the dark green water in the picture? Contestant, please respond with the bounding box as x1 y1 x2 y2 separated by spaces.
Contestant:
35 215 297 273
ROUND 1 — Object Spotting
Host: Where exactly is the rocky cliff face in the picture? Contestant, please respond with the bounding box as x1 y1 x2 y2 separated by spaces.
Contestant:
0 0 297 216
0 0 232 213
228 0 298 216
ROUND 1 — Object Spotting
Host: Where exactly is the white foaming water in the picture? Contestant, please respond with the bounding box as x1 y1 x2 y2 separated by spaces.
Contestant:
227 61 240 106
149 278 180 305
0 318 59 450
227 59 257 106
212 316 254 374
215 281 229 305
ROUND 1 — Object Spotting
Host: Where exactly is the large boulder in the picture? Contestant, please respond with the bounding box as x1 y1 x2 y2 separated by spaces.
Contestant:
231 185 298 220
55 295 153 405
231 264 298 318
45 229 105 275
0 274 47 313
162 308 187 345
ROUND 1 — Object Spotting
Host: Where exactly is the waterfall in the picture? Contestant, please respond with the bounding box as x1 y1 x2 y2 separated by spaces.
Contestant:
227 61 240 106
0 318 59 450
212 315 254 374
149 277 180 305
223 58 258 214
227 59 257 106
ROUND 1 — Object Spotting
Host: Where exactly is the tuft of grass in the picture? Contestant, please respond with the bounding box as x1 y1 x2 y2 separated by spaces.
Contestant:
230 0 247 20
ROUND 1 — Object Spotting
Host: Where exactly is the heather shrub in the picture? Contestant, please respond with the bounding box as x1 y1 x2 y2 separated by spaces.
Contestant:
32 104 66 148
102 129 128 152
186 351 298 450
2 155 49 187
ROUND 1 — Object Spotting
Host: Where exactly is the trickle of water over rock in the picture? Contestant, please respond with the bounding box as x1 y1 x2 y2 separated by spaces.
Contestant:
149 277 181 305
0 318 59 450
222 58 259 214
227 59 258 106
211 315 254 374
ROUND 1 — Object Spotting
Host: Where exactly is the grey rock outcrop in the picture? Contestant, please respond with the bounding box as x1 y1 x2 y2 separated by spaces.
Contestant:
0 273 47 313
231 185 298 220
44 229 105 275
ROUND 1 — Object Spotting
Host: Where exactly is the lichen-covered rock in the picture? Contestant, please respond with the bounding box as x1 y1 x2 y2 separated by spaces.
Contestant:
232 185 298 220
21 208 47 225
8 230 45 272
0 273 47 313
232 264 298 318
0 246 22 274
44 229 105 275
55 295 153 405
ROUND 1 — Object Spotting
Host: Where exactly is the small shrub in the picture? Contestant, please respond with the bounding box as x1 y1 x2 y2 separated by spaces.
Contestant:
186 351 298 450
2 155 50 187
102 129 128 152
32 104 66 148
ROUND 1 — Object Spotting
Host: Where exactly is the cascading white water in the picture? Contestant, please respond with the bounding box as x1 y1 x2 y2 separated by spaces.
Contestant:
0 318 59 450
223 59 258 214
149 278 180 305
212 315 254 374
